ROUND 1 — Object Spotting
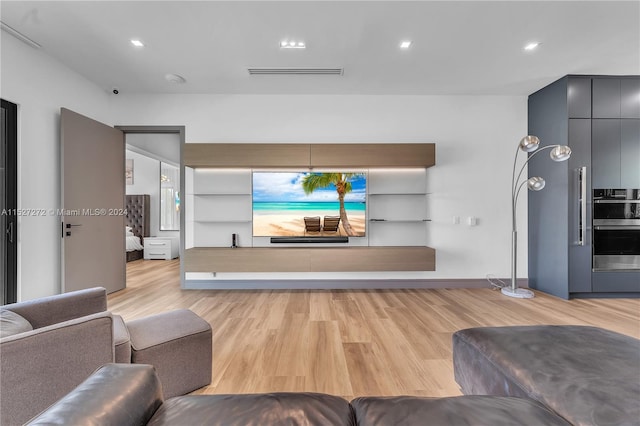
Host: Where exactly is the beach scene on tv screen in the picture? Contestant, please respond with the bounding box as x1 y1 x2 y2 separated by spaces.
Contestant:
253 172 366 237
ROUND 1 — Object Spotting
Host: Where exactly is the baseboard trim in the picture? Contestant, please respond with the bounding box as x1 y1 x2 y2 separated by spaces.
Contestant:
183 278 529 291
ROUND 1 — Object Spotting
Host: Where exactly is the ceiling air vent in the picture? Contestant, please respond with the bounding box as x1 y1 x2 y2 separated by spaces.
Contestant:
247 68 343 76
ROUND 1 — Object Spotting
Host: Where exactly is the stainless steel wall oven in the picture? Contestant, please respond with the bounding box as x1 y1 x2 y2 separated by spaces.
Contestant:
593 189 640 271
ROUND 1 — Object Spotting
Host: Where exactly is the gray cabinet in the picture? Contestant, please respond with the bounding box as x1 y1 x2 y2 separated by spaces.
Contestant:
592 119 621 188
621 119 640 187
621 79 640 118
593 79 621 118
528 75 639 299
528 76 590 299
592 116 640 189
568 78 592 118
593 272 640 293
593 77 640 119
567 119 592 294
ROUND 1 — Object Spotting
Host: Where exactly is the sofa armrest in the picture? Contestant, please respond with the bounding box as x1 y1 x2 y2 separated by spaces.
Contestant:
4 287 107 328
0 311 115 426
26 364 164 426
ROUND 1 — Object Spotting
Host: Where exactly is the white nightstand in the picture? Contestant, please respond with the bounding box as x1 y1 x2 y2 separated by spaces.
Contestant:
143 237 179 260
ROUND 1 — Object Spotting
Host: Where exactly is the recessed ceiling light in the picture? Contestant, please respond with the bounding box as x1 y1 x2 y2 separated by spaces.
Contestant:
130 39 144 48
280 40 306 49
400 40 412 49
524 42 540 51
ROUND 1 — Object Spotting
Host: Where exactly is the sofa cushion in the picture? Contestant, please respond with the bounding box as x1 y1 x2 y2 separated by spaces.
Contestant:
26 364 163 426
113 314 131 363
127 309 211 351
147 393 355 426
352 395 570 426
127 309 212 398
453 325 640 426
0 309 33 338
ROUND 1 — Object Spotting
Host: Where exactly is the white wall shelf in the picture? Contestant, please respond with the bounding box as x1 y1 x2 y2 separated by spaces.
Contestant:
369 219 431 222
369 192 432 196
193 220 252 223
193 193 251 196
188 169 253 247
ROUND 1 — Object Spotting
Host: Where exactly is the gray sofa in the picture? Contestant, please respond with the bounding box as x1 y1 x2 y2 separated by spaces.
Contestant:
0 288 212 426
27 363 570 425
0 288 115 425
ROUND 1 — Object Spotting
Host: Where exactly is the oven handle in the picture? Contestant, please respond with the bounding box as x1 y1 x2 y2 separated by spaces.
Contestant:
578 166 587 246
594 225 640 230
593 199 640 204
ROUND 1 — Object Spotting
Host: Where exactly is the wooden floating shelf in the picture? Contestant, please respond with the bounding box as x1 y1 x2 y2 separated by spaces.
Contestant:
184 246 436 273
184 143 436 168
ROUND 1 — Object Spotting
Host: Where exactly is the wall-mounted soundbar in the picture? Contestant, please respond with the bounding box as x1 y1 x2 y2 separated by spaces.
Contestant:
270 236 349 243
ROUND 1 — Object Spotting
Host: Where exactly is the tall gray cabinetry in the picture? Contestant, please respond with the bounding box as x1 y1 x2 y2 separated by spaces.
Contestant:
528 75 640 299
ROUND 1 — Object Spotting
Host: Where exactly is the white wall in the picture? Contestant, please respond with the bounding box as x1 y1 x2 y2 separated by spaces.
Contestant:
126 133 180 165
1 34 112 301
112 94 528 280
1 32 530 295
125 149 179 239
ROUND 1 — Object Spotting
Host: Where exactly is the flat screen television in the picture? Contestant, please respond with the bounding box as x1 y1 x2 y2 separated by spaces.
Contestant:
252 171 366 237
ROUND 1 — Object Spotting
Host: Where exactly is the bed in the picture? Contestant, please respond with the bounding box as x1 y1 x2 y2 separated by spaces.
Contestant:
125 194 150 262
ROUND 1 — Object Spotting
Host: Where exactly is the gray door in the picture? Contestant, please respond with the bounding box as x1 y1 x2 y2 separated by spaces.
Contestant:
61 108 125 294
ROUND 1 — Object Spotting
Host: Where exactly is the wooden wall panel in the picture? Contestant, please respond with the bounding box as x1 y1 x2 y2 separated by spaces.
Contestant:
310 144 435 168
184 248 310 272
184 247 435 273
185 143 310 167
184 143 436 168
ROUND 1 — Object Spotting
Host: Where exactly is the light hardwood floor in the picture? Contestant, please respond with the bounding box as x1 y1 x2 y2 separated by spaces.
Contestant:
109 259 640 400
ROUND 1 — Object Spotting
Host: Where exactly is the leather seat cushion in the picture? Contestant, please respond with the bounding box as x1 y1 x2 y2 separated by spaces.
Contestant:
147 393 355 426
352 395 569 426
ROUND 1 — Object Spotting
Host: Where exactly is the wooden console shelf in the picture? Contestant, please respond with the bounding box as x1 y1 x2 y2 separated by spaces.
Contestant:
184 247 436 273
310 144 435 167
184 143 435 168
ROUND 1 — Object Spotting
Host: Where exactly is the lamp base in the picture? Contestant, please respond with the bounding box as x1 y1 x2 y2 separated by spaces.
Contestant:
501 287 535 299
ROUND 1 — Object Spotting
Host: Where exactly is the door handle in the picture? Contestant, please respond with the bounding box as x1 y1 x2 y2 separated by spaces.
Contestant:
6 222 14 244
65 223 82 237
578 166 587 246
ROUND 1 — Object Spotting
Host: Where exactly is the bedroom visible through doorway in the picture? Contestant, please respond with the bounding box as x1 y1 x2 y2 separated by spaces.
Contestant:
117 126 185 288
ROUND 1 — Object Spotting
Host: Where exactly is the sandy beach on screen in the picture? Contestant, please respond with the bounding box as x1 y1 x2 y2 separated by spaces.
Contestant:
253 212 366 237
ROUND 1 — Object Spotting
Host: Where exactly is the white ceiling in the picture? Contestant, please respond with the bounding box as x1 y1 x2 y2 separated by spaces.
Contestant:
1 1 639 96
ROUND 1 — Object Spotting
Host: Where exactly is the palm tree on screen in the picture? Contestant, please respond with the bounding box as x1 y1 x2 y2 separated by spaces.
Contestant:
301 173 363 236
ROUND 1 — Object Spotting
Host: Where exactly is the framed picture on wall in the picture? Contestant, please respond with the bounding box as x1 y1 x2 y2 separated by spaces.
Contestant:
126 159 134 185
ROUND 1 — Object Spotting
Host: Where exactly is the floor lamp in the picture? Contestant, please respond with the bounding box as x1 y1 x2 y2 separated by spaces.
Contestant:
504 136 572 299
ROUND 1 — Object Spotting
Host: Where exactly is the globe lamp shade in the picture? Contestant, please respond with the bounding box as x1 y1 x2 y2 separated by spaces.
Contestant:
550 145 572 162
527 176 546 191
519 135 540 153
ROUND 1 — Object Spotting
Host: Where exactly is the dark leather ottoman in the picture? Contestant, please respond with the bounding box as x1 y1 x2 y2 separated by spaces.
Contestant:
453 325 640 426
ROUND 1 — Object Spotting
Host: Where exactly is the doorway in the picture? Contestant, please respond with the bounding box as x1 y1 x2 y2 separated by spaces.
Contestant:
1 99 18 304
117 126 185 287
